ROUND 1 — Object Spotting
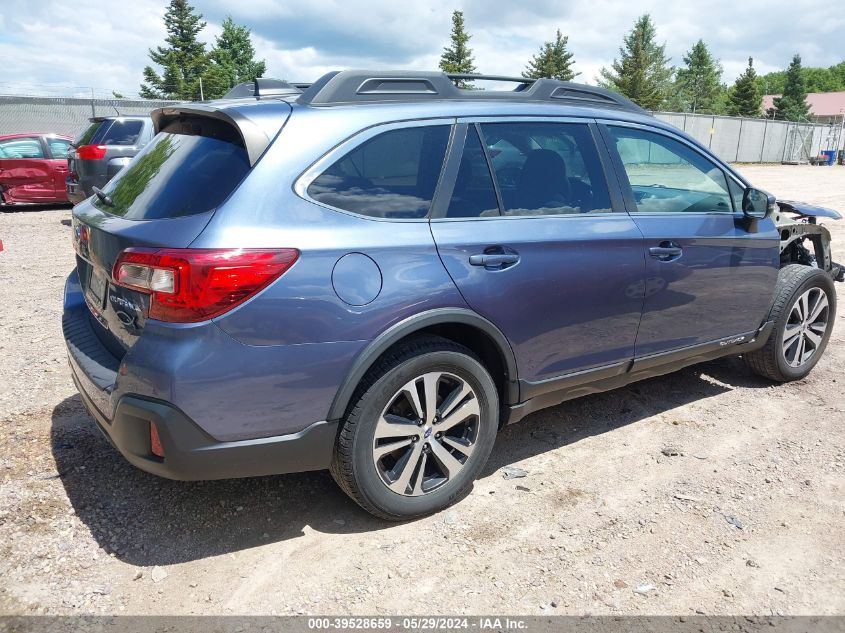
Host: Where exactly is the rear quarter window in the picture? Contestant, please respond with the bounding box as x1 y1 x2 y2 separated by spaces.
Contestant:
306 125 451 219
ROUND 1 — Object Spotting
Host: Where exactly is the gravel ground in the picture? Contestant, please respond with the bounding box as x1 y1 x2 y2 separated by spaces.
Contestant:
0 166 843 616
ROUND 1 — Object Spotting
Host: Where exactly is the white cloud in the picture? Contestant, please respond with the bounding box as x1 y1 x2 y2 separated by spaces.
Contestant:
0 0 842 97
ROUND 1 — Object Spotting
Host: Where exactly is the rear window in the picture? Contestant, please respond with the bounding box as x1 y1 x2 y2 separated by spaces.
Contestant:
75 118 146 147
101 120 144 145
307 125 450 219
75 122 102 146
91 131 249 219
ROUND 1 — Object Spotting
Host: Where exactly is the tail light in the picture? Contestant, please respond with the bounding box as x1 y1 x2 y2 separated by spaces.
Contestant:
112 248 299 323
72 219 90 256
76 144 107 160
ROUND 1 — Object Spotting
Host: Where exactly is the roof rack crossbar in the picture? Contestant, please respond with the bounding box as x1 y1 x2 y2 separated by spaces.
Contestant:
295 70 645 114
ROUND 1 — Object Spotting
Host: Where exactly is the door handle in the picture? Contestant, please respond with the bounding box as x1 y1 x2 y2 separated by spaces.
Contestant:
469 248 520 269
648 241 683 261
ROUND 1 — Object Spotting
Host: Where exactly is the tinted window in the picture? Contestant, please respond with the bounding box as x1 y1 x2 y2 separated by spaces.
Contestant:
479 122 612 216
100 119 145 146
446 127 499 218
47 138 71 159
91 132 249 219
307 125 450 219
75 122 103 146
609 127 733 214
0 137 44 159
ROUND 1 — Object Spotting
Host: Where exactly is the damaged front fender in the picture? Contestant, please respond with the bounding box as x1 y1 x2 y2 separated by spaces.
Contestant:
776 199 842 221
773 199 843 282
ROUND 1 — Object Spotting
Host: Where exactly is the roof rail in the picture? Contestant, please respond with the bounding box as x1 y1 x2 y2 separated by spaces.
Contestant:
221 78 302 100
447 73 535 85
295 70 645 113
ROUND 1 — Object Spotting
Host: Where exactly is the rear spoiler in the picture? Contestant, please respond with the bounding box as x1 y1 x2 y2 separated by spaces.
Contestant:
150 104 278 166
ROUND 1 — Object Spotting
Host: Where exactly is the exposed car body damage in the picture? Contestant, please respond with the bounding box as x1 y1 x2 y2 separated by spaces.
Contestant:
773 199 843 282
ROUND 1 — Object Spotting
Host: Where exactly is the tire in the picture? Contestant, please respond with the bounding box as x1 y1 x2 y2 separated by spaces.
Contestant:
330 335 499 520
744 264 837 382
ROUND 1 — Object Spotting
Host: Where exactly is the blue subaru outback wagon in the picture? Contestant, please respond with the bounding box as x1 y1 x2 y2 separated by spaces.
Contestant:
64 72 842 519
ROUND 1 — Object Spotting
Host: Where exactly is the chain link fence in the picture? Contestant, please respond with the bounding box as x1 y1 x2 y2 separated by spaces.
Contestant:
1 95 843 164
653 111 845 164
0 96 179 138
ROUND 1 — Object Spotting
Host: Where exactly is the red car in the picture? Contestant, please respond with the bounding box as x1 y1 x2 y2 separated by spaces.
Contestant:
0 133 73 205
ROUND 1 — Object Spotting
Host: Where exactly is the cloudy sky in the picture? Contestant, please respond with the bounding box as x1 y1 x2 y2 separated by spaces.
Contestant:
1 0 843 98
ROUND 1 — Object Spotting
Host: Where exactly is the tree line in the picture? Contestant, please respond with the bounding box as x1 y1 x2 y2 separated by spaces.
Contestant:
141 1 836 122
439 11 822 121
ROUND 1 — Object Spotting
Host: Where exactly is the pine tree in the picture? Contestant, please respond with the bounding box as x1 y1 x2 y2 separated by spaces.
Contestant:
208 16 267 96
773 54 810 121
598 15 673 110
674 39 722 113
727 57 761 117
141 0 209 100
439 10 477 88
523 30 578 81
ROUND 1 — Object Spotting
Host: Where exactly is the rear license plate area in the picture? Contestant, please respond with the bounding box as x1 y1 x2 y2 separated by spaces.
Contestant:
86 267 108 311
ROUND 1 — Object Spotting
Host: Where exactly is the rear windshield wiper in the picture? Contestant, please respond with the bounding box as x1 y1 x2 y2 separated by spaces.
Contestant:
92 186 114 207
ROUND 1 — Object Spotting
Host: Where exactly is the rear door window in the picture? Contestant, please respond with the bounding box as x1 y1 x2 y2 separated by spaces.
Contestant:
307 125 451 219
446 127 500 218
91 130 250 219
47 138 71 159
479 122 612 215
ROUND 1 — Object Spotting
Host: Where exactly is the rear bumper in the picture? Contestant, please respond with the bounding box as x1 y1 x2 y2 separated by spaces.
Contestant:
65 178 86 205
66 174 103 205
71 368 337 480
62 269 340 480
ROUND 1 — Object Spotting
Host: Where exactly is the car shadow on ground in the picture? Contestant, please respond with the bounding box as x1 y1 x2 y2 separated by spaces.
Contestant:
51 355 773 567
1 202 71 213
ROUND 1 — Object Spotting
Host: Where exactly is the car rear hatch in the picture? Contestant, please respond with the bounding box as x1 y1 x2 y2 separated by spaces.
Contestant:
71 101 292 358
69 118 145 173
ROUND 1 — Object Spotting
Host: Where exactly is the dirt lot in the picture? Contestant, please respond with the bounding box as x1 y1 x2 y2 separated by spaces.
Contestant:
1 165 843 616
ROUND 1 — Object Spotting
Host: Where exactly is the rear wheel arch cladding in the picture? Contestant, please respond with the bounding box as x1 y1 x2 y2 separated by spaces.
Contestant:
331 253 383 307
327 308 520 422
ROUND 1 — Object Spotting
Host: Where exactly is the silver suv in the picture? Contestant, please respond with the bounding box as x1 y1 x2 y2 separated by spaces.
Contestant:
66 116 154 205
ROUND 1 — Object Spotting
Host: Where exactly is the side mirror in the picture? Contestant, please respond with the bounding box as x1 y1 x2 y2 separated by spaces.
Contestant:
742 187 776 220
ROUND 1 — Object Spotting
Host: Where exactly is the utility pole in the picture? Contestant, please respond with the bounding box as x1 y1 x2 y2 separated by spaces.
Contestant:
90 87 96 118
199 77 204 102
